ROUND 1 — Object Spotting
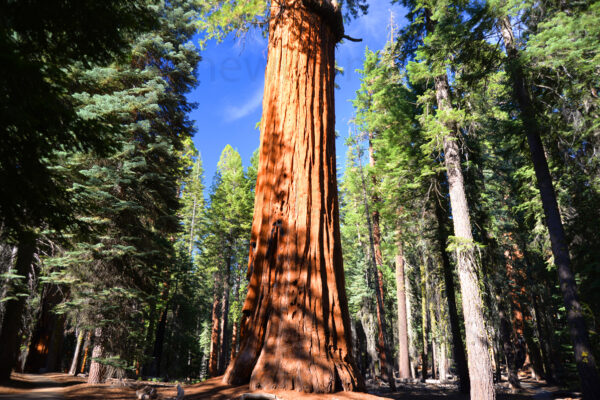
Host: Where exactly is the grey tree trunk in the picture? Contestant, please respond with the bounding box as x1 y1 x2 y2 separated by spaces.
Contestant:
434 72 496 400
69 329 85 375
395 237 411 380
500 17 600 399
434 198 470 393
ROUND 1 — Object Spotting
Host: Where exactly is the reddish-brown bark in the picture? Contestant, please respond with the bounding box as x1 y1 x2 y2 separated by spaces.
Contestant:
368 133 395 390
80 331 92 374
223 1 363 393
208 272 221 377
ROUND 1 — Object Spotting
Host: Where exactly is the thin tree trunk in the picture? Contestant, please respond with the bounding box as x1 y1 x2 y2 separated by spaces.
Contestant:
368 133 396 391
428 280 436 381
230 320 239 362
420 258 429 382
434 199 470 393
433 70 495 398
44 312 65 372
88 328 104 384
498 300 520 388
395 237 411 380
500 17 600 398
151 305 168 376
0 230 36 381
355 134 394 388
80 331 92 374
69 329 85 376
223 1 363 392
208 272 221 377
218 258 231 374
188 197 197 255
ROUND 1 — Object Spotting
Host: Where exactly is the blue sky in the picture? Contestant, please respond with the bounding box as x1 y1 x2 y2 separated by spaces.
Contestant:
188 0 408 188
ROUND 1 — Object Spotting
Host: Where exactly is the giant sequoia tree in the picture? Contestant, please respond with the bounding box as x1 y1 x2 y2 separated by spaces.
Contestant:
222 0 364 393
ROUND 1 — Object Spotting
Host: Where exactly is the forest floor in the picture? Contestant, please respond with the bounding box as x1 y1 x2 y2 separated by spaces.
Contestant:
0 373 581 400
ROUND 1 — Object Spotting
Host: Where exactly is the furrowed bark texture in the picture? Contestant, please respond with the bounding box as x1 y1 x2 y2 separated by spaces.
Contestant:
434 74 495 400
500 18 600 399
434 198 470 394
223 1 363 392
395 237 411 380
87 328 104 384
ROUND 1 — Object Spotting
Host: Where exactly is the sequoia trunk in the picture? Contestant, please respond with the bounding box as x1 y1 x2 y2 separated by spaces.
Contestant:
208 272 221 377
500 17 600 398
434 72 495 399
395 237 411 380
223 0 363 392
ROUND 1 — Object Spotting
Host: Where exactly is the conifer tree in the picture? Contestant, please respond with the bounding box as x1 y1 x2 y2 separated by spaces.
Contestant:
397 1 496 397
39 0 201 383
0 0 155 381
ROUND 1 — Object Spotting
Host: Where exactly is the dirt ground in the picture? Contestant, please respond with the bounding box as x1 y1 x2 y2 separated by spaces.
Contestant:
0 373 582 400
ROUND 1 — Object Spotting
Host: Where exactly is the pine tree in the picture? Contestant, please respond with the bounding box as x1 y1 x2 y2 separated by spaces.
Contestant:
39 0 201 384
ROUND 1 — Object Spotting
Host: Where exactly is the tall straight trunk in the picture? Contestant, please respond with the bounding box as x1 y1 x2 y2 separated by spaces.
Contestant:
223 1 363 392
419 259 429 382
229 273 242 362
498 301 520 388
405 267 417 380
188 197 198 255
433 72 495 398
69 329 85 375
151 305 168 376
395 237 411 380
230 320 239 362
87 328 104 384
0 230 36 381
434 199 470 393
218 259 231 374
44 312 65 372
500 17 600 398
208 272 221 377
368 134 397 391
358 303 379 379
355 134 392 387
436 295 448 383
428 280 436 381
80 331 92 374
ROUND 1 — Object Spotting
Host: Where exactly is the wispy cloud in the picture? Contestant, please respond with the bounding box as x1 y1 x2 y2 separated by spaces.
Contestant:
225 86 263 121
